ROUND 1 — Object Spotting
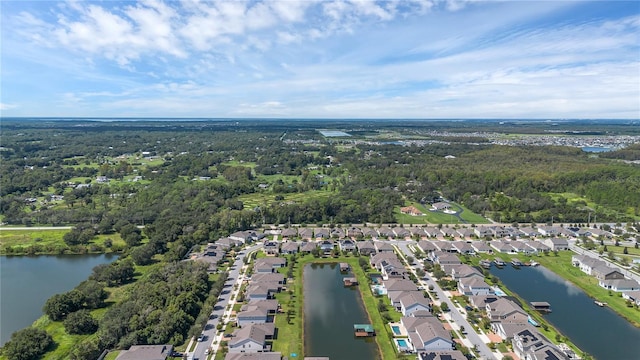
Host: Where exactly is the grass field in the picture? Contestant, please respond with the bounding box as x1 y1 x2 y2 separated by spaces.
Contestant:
546 192 639 221
395 202 489 225
0 230 126 255
238 190 334 209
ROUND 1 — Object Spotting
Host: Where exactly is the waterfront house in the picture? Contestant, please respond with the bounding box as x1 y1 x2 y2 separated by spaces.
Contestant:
225 352 283 360
229 323 275 353
544 238 569 251
490 241 515 253
509 241 532 254
524 240 550 254
486 298 528 323
492 322 533 341
458 277 493 296
592 266 625 281
512 328 569 360
622 290 640 306
402 316 454 352
251 273 285 285
572 255 608 275
246 283 280 301
236 306 269 327
254 258 286 273
357 240 377 256
599 279 640 292
399 292 432 316
115 345 173 360
450 264 483 280
370 252 398 268
418 351 467 360
471 241 493 254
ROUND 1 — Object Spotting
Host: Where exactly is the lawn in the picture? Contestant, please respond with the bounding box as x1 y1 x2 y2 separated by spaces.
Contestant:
395 202 488 225
0 230 126 255
238 190 334 209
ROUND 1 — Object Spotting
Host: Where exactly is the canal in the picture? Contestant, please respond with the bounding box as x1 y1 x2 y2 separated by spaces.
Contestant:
0 254 117 345
490 265 640 360
303 262 380 360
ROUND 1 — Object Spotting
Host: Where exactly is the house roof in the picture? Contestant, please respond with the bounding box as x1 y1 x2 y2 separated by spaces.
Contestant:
300 242 317 251
115 345 173 360
383 278 419 292
419 350 467 360
487 298 526 319
602 279 640 288
225 352 282 360
399 292 431 308
374 241 394 251
280 242 299 251
250 273 284 283
459 276 491 289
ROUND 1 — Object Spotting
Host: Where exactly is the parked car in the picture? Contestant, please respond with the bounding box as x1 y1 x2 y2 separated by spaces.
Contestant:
197 334 205 342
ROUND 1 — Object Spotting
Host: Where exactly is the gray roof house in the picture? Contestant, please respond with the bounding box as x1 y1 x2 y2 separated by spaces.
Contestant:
357 240 377 256
393 227 411 238
486 298 528 323
418 240 437 253
298 228 314 240
281 227 298 238
377 227 395 239
339 239 356 252
300 241 317 253
115 345 173 360
419 350 467 360
374 241 395 253
512 328 569 360
225 352 283 360
450 264 483 280
599 279 640 292
229 323 275 353
401 316 454 352
314 228 329 239
280 241 299 255
458 277 493 296
254 258 286 273
544 238 569 251
622 290 640 306
470 241 493 254
399 292 432 316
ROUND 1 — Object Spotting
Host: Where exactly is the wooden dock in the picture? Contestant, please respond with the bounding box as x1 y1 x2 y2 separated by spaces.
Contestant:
530 301 552 312
343 277 358 286
354 324 375 337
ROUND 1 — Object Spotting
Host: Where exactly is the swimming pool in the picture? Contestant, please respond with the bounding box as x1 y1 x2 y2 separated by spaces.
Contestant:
395 338 411 350
392 326 401 335
397 339 408 347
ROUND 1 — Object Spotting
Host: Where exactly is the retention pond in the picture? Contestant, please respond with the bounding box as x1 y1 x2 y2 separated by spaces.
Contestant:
303 262 380 360
490 265 640 360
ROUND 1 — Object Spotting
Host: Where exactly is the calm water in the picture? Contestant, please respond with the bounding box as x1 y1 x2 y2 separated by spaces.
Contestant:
304 263 380 360
581 146 612 152
0 254 116 345
490 265 640 360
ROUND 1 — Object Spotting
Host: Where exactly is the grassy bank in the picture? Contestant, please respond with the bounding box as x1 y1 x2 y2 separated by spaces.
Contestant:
0 229 126 255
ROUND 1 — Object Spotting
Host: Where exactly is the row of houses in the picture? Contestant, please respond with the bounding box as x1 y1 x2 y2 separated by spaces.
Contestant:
262 238 395 256
571 255 640 305
432 253 572 359
368 254 470 359
228 224 604 243
417 238 569 258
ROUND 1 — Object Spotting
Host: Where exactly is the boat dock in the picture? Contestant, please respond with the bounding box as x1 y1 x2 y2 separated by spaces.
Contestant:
340 262 351 272
594 301 607 307
511 259 524 267
354 324 376 337
343 277 358 286
480 260 492 269
531 301 552 312
493 258 506 267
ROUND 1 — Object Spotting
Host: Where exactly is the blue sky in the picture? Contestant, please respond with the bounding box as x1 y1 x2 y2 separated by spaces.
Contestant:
1 0 639 119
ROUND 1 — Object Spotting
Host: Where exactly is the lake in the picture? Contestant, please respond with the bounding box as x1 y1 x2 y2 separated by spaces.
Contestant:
490 265 640 360
0 254 117 345
581 146 612 153
303 263 380 360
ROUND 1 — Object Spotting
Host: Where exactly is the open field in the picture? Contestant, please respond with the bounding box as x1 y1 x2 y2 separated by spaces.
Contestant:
0 230 126 255
238 190 334 209
395 202 489 224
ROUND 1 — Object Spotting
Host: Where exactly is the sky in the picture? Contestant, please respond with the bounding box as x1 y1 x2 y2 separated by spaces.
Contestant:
1 0 639 119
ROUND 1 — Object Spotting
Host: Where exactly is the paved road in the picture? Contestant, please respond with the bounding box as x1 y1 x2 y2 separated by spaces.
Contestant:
392 240 498 360
189 244 261 360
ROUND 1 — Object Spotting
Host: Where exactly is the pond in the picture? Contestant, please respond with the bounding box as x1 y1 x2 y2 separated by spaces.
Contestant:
303 262 380 360
0 254 117 345
490 265 640 360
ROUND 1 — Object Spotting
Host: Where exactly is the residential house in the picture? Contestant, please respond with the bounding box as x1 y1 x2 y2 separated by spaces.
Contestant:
246 283 279 301
339 239 356 252
491 226 511 238
237 300 279 327
229 323 275 353
251 273 285 285
544 238 569 251
374 241 395 253
471 241 493 254
361 227 379 239
622 290 640 306
377 227 395 239
115 345 173 360
346 226 363 238
592 266 625 281
510 241 534 254
512 328 569 360
423 227 441 238
458 277 493 296
254 258 286 273
225 352 283 360
319 239 335 254
402 316 454 352
455 228 475 240
432 252 461 266
537 226 559 237
474 226 494 238
418 240 437 254
590 228 613 239
401 206 424 216
299 228 314 240
230 231 262 243
599 279 640 292
418 351 467 360
217 237 242 250
486 298 528 323
383 278 419 303
490 241 515 253
432 241 455 252
518 227 539 238
281 228 298 239
357 240 377 256
279 242 299 255
451 241 475 255
330 227 345 239
493 323 535 341
399 292 432 316
263 240 280 255
450 264 483 280
439 227 456 238
393 227 411 239
410 227 428 239
314 228 329 239
572 255 608 275
431 202 451 211
300 241 317 254
524 241 550 254
469 295 499 310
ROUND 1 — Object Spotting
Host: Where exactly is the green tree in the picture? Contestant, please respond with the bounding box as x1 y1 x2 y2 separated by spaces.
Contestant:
63 310 98 335
1 328 53 360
